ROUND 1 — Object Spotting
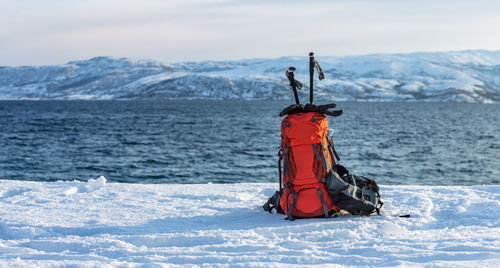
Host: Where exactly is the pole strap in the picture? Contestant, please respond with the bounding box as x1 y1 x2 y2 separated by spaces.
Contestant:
312 58 324 80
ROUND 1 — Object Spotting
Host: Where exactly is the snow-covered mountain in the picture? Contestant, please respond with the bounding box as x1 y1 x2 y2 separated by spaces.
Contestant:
2 50 500 102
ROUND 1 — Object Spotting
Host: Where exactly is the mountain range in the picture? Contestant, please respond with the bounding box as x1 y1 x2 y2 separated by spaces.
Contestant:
1 50 500 102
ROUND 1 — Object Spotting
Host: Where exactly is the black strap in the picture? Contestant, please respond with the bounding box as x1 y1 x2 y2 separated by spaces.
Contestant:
283 147 290 178
279 103 343 117
278 149 283 192
320 143 330 170
324 110 343 117
331 145 340 162
327 135 340 162
312 144 321 160
285 192 299 221
317 103 336 110
316 188 329 218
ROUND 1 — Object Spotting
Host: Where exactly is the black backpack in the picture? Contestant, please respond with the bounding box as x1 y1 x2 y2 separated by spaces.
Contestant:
326 164 383 216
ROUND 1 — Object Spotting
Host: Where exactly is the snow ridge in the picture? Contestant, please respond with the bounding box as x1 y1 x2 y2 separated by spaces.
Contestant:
1 50 500 102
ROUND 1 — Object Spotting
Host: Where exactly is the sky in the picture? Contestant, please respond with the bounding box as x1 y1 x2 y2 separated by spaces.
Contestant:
1 0 500 66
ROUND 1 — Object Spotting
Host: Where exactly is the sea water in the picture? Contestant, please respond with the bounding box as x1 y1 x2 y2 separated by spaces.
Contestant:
1 100 499 185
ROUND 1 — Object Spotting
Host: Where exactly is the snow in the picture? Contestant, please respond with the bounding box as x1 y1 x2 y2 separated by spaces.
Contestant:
0 178 499 266
2 50 500 102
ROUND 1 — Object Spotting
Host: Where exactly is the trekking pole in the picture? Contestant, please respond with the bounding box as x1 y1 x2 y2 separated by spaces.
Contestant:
309 52 314 104
286 67 300 104
308 52 325 104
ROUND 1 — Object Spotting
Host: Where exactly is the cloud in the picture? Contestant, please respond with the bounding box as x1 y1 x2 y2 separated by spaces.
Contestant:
1 0 500 66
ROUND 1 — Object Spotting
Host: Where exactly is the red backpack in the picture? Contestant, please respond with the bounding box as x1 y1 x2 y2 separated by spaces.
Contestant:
263 104 385 219
263 104 343 220
263 52 385 219
279 111 340 219
262 52 343 220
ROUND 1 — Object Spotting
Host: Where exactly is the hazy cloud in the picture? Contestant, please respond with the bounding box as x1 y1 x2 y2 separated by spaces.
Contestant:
1 0 500 66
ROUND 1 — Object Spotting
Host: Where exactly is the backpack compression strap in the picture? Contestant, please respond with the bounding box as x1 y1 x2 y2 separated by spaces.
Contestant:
278 149 283 192
285 192 299 221
283 147 290 178
327 135 341 162
316 188 329 218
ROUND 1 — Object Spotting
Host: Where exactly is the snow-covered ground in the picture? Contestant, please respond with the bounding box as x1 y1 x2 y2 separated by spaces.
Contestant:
0 178 499 267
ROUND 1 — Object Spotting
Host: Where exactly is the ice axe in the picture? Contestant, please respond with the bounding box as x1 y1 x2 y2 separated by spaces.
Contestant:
309 52 324 104
285 66 303 105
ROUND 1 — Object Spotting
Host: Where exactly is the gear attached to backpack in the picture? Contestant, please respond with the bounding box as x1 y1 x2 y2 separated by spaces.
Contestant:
279 103 343 117
263 52 383 219
326 164 383 216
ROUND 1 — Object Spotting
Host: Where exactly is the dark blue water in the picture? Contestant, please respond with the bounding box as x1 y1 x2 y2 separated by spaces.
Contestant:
1 100 499 185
